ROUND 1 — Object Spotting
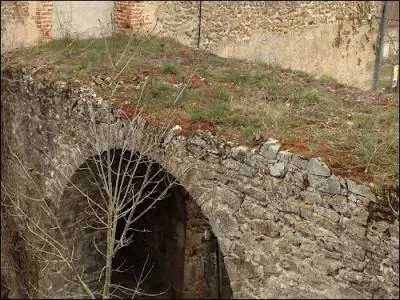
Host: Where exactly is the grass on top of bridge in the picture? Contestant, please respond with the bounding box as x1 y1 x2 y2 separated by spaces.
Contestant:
6 34 399 193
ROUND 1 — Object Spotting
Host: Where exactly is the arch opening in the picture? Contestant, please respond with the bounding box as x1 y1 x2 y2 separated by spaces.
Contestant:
56 148 232 299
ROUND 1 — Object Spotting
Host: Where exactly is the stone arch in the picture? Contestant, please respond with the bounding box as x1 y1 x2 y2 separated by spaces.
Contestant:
2 75 399 299
48 146 233 299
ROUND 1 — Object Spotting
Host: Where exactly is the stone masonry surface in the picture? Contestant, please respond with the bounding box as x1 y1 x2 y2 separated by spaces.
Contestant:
1 1 386 89
136 1 383 89
1 67 399 298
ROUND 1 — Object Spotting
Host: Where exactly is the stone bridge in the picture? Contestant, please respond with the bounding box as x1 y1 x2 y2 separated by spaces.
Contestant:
1 69 399 299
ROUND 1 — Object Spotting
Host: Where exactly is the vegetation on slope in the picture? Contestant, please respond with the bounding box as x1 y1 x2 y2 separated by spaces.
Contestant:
5 34 399 192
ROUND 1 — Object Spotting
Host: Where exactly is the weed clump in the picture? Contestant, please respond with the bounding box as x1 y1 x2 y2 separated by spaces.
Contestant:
162 62 179 75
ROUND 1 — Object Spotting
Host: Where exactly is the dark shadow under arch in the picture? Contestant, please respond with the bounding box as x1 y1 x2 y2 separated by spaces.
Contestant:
57 148 233 299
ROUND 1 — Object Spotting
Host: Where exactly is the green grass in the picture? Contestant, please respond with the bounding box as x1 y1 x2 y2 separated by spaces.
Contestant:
226 114 249 127
265 78 281 97
7 34 399 191
243 125 261 144
295 70 309 78
318 74 339 85
220 69 249 84
162 62 179 75
216 89 231 102
156 81 171 92
190 102 230 124
378 64 395 90
210 56 228 66
159 41 166 52
296 88 320 103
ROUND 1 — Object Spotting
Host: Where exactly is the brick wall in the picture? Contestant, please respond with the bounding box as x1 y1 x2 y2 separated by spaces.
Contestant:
35 1 53 42
114 1 152 34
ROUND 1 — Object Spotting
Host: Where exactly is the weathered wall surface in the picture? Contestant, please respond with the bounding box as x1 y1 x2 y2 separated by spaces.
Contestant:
133 1 383 90
1 1 384 89
1 69 399 298
1 1 114 50
51 1 114 39
1 1 52 52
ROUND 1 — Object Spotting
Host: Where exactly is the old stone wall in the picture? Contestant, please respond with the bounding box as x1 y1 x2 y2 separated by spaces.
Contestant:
131 1 384 90
1 69 399 298
1 1 386 89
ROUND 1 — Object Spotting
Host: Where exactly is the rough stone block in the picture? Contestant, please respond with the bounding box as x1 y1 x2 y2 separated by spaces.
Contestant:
314 206 340 223
221 158 242 171
260 139 281 160
346 179 370 197
204 153 220 164
280 196 301 214
340 216 366 237
269 161 286 177
251 219 281 238
239 197 276 220
300 203 314 219
187 144 206 157
244 153 267 170
231 146 249 162
190 134 208 148
308 173 324 188
321 176 341 195
337 269 366 285
279 258 299 272
213 209 239 237
291 155 309 170
327 195 350 216
277 150 293 163
300 190 323 205
308 157 331 177
312 257 343 275
243 185 266 202
343 255 367 272
239 164 257 177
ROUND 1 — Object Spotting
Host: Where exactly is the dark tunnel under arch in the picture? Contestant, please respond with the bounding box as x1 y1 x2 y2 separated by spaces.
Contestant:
56 148 233 299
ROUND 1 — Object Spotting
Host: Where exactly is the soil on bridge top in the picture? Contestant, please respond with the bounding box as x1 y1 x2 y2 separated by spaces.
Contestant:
5 34 399 193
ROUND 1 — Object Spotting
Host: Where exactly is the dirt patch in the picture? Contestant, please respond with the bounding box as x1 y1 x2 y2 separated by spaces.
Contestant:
177 116 217 137
189 74 207 89
177 49 196 65
112 101 153 122
163 74 184 85
366 186 399 225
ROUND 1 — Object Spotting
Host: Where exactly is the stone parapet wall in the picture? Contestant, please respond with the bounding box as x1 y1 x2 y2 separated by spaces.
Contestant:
1 68 398 298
